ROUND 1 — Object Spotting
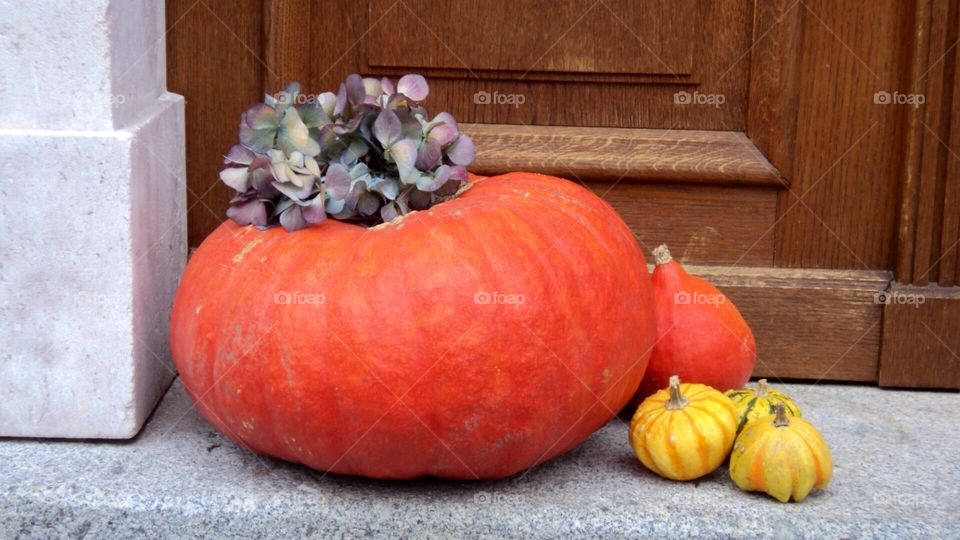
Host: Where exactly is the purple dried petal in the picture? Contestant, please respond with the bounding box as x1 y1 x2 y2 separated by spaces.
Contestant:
369 177 400 200
380 77 395 95
373 108 402 147
428 123 459 147
398 74 429 101
380 202 399 222
434 178 461 197
219 167 250 192
224 144 255 166
331 115 362 136
227 199 268 227
249 167 277 195
279 204 308 231
273 178 313 202
357 192 380 216
416 164 451 192
415 139 442 170
317 92 337 119
239 123 276 154
334 83 348 118
326 197 346 215
390 139 418 181
340 139 369 165
302 194 327 224
429 111 458 129
448 165 468 181
345 74 366 106
396 110 424 143
297 101 329 128
446 134 475 166
323 163 351 199
278 108 319 156
362 77 382 98
386 92 409 110
244 103 278 129
408 189 432 210
249 155 272 171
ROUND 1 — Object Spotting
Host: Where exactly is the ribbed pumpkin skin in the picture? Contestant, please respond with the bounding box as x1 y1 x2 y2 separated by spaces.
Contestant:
730 412 833 502
628 382 737 481
171 172 655 479
726 380 802 434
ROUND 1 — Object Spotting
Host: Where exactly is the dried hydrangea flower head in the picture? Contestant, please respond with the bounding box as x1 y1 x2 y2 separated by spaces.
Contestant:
220 74 475 231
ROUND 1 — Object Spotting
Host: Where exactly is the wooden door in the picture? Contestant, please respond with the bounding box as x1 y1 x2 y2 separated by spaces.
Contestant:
167 0 960 388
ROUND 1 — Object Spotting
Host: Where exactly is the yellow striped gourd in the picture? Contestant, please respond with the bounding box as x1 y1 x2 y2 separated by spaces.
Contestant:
628 375 737 481
729 402 832 502
726 379 801 435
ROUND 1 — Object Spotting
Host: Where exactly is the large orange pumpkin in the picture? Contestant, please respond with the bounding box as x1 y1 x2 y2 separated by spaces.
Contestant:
170 172 655 479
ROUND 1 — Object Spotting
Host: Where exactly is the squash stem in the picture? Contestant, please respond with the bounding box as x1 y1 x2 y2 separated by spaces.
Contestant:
666 375 688 410
773 402 790 427
757 379 769 397
653 244 673 265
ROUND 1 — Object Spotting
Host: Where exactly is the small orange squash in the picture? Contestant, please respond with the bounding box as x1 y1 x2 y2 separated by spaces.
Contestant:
631 244 756 404
628 375 737 481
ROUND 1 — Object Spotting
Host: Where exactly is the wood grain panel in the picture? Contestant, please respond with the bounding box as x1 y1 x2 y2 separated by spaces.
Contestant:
695 266 892 382
166 0 265 248
879 284 960 388
307 0 753 129
263 0 314 90
368 0 696 76
464 124 784 186
774 0 912 269
589 184 777 266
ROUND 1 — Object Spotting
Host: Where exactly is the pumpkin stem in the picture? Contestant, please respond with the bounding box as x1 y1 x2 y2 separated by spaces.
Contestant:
773 402 790 427
666 375 688 410
756 379 769 397
653 244 673 265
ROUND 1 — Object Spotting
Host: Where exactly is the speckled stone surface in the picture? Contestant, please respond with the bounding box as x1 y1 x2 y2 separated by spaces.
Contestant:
1 379 957 538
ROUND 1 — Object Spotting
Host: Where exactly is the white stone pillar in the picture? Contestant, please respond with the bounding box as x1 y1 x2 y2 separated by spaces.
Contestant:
0 0 186 438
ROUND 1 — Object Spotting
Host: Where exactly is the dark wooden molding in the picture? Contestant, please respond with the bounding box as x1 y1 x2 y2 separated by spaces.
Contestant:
879 283 960 388
368 66 698 86
463 124 786 187
689 266 892 383
746 0 804 180
896 0 960 285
